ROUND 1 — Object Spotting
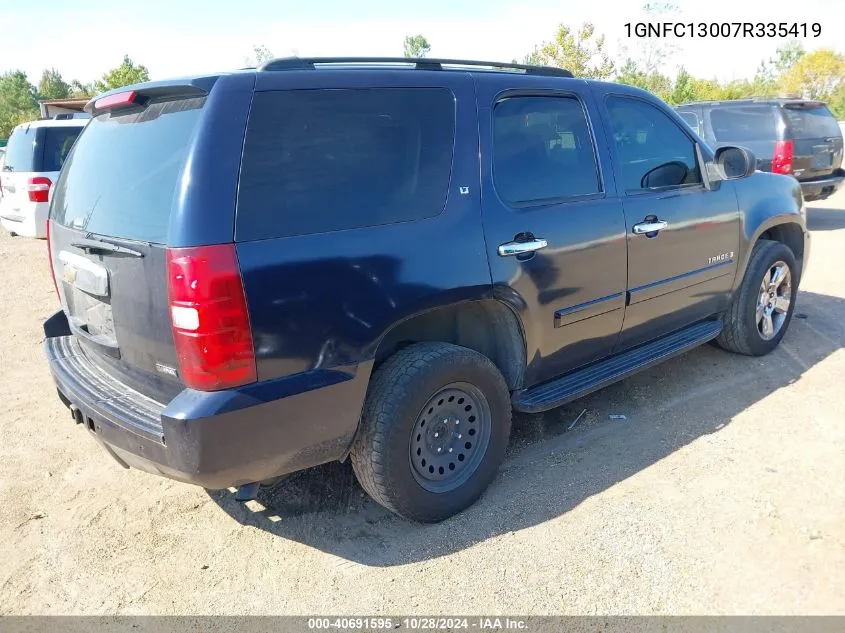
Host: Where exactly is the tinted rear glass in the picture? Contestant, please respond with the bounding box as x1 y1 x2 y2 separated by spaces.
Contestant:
42 127 82 172
710 106 779 142
493 96 601 203
3 126 37 172
237 88 455 240
783 104 841 139
51 97 206 243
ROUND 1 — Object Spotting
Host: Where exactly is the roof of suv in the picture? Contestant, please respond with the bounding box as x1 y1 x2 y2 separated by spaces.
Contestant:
678 98 828 108
255 56 574 77
86 57 578 111
13 118 88 131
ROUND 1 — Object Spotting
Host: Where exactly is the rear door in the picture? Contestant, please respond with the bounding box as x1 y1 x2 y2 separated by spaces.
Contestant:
48 85 230 404
1 124 83 218
781 102 844 180
0 125 38 215
474 74 628 386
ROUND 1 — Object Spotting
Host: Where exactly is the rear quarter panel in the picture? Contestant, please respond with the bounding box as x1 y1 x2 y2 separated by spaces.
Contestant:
168 73 256 247
235 71 493 382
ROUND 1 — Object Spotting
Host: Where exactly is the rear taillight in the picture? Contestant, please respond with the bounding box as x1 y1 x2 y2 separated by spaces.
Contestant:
27 176 52 203
46 219 59 300
772 140 794 175
166 244 257 391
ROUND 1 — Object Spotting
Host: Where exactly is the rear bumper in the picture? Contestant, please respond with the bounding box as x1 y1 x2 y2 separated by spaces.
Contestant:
44 328 370 489
0 200 48 238
799 169 844 202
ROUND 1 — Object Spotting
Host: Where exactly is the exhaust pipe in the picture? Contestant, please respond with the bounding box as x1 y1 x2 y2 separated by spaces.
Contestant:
69 405 83 425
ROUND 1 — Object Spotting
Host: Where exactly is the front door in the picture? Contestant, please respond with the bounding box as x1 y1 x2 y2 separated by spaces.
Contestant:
595 89 741 350
475 75 628 387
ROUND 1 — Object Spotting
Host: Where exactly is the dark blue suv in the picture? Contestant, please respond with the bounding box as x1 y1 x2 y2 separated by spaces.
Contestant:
44 58 810 522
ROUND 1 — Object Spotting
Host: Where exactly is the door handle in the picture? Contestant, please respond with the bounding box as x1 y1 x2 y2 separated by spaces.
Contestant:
497 238 548 257
632 220 668 235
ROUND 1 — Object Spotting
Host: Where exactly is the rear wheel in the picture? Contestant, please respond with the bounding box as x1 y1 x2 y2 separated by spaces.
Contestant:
350 342 511 522
715 239 798 356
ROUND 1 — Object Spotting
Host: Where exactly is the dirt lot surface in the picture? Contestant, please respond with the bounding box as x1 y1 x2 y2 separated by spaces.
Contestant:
0 191 843 616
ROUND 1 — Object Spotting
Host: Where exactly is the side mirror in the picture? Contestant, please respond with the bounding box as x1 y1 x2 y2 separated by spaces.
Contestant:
714 146 757 180
640 161 690 189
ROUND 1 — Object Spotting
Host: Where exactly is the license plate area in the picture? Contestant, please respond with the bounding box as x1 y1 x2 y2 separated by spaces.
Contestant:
812 148 833 169
58 250 119 352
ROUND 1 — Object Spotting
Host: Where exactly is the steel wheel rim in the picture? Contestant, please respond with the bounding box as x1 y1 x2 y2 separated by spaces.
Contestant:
409 382 492 493
756 260 792 341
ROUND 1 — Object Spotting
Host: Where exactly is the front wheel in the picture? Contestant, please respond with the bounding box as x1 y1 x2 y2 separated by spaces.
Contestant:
715 239 798 356
350 342 512 522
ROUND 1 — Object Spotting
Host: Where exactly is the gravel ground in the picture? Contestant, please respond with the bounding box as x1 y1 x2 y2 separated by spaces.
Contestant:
0 191 843 615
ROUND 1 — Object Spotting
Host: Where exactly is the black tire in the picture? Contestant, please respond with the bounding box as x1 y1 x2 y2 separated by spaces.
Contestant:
350 342 511 522
715 239 798 356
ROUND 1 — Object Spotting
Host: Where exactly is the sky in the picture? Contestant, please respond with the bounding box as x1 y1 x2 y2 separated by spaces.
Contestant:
1 0 843 86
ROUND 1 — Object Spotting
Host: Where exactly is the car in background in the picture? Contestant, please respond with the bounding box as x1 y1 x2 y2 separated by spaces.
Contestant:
676 99 844 201
0 118 87 238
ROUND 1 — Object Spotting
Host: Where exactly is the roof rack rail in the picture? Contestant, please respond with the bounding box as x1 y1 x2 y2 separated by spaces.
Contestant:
258 57 573 78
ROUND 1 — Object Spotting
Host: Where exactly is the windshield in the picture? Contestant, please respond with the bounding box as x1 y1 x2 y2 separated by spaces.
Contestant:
51 97 206 243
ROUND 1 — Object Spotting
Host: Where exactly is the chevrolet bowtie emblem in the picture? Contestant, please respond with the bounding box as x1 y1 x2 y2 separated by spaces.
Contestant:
63 264 77 285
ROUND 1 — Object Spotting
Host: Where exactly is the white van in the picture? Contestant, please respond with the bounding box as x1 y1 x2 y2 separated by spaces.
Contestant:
0 118 87 238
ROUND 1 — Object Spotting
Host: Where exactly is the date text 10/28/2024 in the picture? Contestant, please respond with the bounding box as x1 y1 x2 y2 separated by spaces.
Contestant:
625 22 821 38
308 618 528 630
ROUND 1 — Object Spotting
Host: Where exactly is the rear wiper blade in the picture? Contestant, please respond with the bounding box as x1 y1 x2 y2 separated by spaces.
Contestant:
71 239 144 257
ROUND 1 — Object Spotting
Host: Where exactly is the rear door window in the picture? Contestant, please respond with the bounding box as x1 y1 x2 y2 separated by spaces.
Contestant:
782 104 841 139
42 127 83 172
236 88 455 240
709 106 779 143
3 126 37 172
51 97 207 243
492 95 601 204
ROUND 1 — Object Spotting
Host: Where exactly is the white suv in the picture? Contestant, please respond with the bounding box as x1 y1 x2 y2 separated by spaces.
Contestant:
0 118 87 238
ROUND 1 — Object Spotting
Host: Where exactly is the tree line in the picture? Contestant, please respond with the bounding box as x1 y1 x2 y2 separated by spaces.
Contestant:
3 23 843 139
0 55 149 138
513 22 843 116
400 23 843 118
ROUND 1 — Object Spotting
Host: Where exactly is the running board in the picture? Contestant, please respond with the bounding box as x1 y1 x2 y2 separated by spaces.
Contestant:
512 320 723 413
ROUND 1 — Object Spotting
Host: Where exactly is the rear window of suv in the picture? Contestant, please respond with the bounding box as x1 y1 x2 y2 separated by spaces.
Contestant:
3 126 37 172
51 97 206 243
236 88 455 240
782 104 841 139
42 127 83 172
3 125 83 173
710 106 779 143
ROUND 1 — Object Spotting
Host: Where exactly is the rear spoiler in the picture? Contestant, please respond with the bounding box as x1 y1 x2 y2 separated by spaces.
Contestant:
782 101 828 110
85 76 219 115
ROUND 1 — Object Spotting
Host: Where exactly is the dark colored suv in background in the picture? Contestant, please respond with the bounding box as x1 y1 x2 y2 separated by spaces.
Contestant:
44 58 809 522
676 99 844 201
